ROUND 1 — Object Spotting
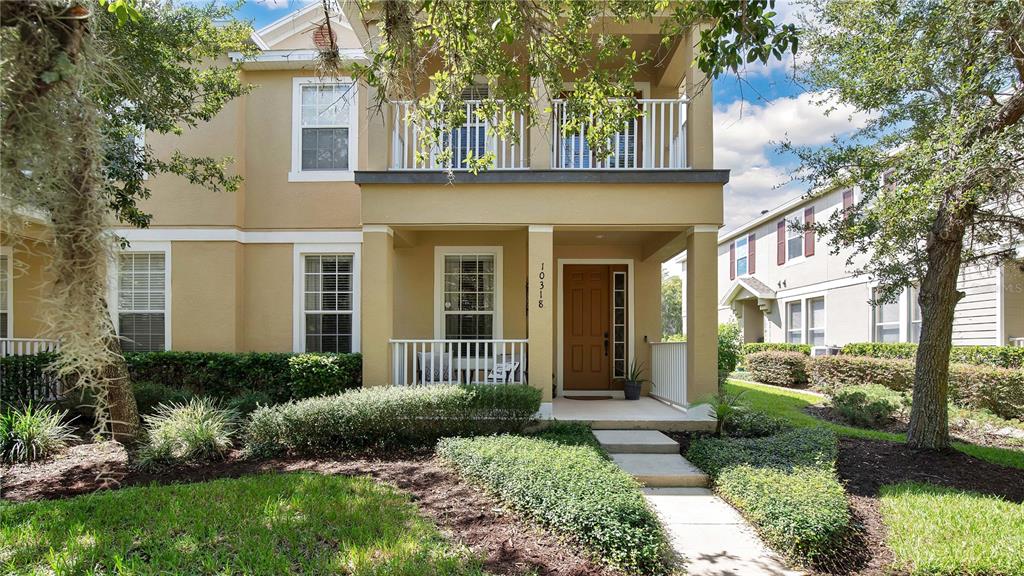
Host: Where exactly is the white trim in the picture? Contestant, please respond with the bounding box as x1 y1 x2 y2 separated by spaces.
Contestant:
996 264 1006 345
292 243 362 353
556 259 635 397
433 246 504 340
806 294 827 346
528 225 554 233
691 225 719 234
0 246 12 339
290 77 358 182
108 241 172 351
362 225 393 236
783 298 804 344
774 275 867 299
112 228 362 244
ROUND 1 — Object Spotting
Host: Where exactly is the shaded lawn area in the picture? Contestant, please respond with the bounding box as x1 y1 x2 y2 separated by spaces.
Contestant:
725 380 1024 469
880 482 1024 576
0 473 482 576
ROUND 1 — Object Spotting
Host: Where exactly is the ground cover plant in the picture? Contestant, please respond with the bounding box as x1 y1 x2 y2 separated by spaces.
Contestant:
0 473 483 576
437 423 669 575
245 384 540 457
879 482 1024 576
137 398 238 468
831 384 907 428
0 404 77 464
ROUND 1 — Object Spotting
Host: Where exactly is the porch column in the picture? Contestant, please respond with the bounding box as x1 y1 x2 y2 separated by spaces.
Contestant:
686 226 719 402
528 225 554 406
362 225 394 386
528 79 553 169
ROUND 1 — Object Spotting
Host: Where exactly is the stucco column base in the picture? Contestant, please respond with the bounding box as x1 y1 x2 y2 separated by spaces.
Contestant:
528 226 554 402
686 229 718 403
362 226 394 386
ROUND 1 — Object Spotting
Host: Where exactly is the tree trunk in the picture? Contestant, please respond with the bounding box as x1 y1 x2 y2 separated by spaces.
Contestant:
102 315 140 443
906 213 965 450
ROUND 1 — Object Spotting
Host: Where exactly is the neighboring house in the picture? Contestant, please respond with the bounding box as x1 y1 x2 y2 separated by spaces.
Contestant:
0 4 727 415
676 186 1024 350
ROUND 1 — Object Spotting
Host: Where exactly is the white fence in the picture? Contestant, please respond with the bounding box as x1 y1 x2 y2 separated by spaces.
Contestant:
0 338 61 357
390 339 528 385
551 97 688 169
649 341 686 406
391 100 528 170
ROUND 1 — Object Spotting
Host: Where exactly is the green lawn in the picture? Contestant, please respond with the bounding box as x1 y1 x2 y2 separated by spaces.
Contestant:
0 473 482 576
725 380 1024 469
880 482 1024 576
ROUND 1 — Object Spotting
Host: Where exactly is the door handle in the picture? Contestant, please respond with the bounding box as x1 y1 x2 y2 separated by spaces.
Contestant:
604 332 609 356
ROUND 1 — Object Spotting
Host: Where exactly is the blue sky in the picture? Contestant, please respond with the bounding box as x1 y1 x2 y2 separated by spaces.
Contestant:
237 0 868 230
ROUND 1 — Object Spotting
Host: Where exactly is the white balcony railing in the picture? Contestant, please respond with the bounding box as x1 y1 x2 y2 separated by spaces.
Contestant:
552 97 688 169
649 341 687 406
391 339 528 385
391 100 528 171
0 338 61 357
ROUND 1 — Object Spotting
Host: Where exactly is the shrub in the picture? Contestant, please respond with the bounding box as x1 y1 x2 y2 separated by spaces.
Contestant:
724 408 792 438
225 389 274 416
718 323 742 374
1 404 77 463
131 381 195 415
687 428 849 567
438 427 669 575
810 355 915 395
123 351 362 403
138 398 237 468
0 353 61 409
744 351 810 387
244 384 541 457
288 353 361 398
841 342 1024 369
741 343 812 356
832 384 907 428
687 427 837 478
717 465 850 566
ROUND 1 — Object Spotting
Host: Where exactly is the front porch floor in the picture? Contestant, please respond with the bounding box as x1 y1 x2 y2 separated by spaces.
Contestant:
551 396 715 432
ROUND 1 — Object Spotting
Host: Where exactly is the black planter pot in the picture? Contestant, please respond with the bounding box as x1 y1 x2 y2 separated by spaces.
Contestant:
623 380 641 400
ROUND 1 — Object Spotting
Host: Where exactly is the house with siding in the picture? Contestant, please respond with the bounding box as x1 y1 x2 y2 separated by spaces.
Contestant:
676 186 1024 349
0 3 727 418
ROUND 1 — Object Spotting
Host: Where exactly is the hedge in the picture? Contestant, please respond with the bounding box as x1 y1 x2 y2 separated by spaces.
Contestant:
741 343 812 356
840 342 1024 369
832 384 906 428
744 351 810 388
244 384 541 457
438 425 669 575
0 353 61 409
687 428 849 568
810 355 1024 420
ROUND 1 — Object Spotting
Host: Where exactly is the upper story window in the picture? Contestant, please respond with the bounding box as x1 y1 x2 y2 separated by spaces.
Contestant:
0 252 10 339
117 252 168 352
290 78 357 182
735 236 749 276
449 85 489 169
872 287 901 343
778 207 815 265
787 212 804 260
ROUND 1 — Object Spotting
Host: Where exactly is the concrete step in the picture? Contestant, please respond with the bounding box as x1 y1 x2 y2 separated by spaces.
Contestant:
593 430 680 454
611 453 709 487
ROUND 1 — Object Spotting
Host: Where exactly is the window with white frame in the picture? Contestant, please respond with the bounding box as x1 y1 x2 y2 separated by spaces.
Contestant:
807 297 825 346
786 300 803 343
118 252 167 352
0 253 9 339
303 254 354 353
291 80 356 180
909 286 922 343
450 85 489 168
441 252 497 341
872 288 901 343
786 212 804 260
735 236 749 276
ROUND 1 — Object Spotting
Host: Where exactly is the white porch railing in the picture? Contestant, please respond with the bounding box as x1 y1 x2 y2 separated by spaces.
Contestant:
552 97 688 169
391 339 528 385
0 338 61 357
649 341 686 406
391 100 528 171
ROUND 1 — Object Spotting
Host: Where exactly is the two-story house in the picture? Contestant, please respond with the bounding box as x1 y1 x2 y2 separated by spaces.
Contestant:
676 186 1024 349
0 3 728 416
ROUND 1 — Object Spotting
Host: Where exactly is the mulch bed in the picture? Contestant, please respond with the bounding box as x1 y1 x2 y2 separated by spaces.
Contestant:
1 444 617 576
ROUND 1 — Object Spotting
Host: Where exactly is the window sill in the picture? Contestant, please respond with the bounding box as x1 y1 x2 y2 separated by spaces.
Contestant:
288 170 355 183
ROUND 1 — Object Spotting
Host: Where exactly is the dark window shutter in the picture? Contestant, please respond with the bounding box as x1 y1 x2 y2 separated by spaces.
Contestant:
804 207 816 257
843 189 854 211
747 233 756 274
729 242 736 280
777 220 786 265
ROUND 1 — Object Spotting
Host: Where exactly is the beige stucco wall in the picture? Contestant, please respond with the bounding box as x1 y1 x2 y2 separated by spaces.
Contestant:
170 241 244 351
3 236 52 339
242 244 294 352
1003 263 1024 342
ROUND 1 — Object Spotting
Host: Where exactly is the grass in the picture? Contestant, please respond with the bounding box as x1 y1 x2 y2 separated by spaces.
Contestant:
0 473 482 576
725 380 1024 469
879 482 1024 576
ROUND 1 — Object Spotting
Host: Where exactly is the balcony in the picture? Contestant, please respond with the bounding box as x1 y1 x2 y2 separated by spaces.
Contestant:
388 96 689 172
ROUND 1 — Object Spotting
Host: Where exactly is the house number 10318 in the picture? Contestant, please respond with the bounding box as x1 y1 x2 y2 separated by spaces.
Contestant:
537 263 545 308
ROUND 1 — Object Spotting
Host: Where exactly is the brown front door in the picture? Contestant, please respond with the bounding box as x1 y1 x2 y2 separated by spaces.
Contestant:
563 265 611 390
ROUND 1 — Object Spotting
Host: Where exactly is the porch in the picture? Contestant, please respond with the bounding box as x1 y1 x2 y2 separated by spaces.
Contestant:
551 396 715 432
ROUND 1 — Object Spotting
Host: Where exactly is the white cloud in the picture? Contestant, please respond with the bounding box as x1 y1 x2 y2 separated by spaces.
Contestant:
252 0 294 9
715 91 872 229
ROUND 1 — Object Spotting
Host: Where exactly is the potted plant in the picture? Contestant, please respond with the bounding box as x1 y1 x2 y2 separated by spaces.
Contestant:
624 358 648 400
